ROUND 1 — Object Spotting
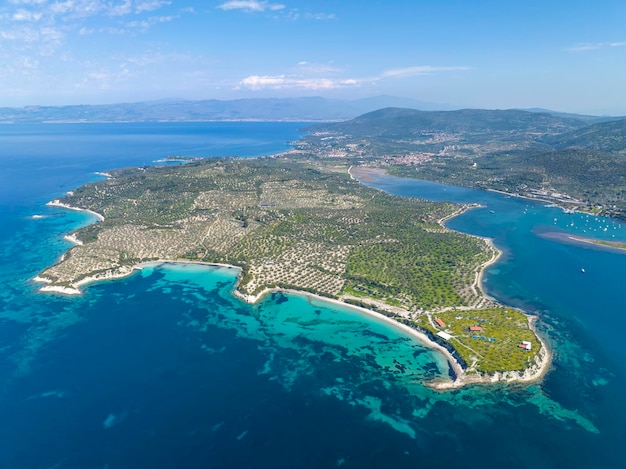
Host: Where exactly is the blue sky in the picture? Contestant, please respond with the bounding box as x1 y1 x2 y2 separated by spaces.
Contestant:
1 0 625 114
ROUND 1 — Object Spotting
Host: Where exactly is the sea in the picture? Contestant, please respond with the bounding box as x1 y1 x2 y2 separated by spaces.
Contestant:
0 122 624 468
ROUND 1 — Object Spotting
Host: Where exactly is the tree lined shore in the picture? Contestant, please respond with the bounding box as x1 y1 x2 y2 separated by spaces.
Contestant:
36 157 549 387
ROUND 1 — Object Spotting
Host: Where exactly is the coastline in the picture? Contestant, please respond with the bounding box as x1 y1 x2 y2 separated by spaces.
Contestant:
47 199 105 222
350 164 589 218
38 174 551 390
347 164 551 388
475 238 501 296
34 252 552 388
486 187 584 213
237 285 466 379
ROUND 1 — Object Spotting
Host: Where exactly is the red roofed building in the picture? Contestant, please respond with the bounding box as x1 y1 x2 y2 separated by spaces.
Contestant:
434 317 445 328
469 326 483 332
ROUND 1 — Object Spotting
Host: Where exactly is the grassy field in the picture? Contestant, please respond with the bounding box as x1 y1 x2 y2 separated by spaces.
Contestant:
417 308 540 374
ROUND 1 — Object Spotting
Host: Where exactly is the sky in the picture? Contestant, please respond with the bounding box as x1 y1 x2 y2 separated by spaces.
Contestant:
1 0 625 114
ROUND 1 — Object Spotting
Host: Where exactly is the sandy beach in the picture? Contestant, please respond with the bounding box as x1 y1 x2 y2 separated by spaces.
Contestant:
35 252 551 388
47 200 104 222
39 285 82 295
36 259 241 295
348 165 388 182
64 234 83 246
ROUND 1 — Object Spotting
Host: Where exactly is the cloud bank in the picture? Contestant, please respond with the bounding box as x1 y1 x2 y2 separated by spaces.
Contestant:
238 65 470 90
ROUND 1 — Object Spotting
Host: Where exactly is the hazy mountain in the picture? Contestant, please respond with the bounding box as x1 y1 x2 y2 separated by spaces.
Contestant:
521 108 624 124
348 95 456 112
0 96 452 124
308 107 587 137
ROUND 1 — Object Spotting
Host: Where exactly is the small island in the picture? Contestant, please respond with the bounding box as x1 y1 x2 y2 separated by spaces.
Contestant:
36 157 550 388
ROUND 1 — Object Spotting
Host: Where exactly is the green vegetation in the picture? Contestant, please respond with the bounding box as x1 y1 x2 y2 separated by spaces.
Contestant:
418 308 540 374
302 108 626 218
42 158 493 311
388 149 626 215
342 204 490 309
39 156 543 377
548 119 626 154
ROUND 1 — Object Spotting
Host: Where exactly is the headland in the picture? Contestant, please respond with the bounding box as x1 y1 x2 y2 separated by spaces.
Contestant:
35 157 550 388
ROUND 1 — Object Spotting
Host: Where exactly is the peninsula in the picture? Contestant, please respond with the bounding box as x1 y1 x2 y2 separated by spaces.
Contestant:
36 157 549 388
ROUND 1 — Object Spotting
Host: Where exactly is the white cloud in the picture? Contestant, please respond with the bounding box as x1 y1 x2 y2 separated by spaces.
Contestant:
108 0 133 17
240 74 360 90
48 1 81 16
135 1 171 14
4 0 175 24
241 74 287 88
217 1 285 13
39 26 65 55
0 0 184 87
294 61 344 75
305 12 335 20
239 64 470 91
12 8 43 21
19 55 39 69
8 0 48 4
0 0 181 48
126 14 175 32
380 65 470 78
567 41 626 52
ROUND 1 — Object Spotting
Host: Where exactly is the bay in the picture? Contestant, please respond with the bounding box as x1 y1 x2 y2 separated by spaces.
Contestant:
0 123 623 468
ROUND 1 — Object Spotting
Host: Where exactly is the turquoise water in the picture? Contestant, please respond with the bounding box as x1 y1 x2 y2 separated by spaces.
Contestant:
0 123 624 467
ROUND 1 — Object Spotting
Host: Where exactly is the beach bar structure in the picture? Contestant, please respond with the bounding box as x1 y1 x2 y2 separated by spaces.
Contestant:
437 331 452 341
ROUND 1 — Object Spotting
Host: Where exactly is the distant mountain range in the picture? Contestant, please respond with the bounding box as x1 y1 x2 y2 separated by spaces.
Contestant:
0 96 456 124
1 96 621 124
520 108 623 124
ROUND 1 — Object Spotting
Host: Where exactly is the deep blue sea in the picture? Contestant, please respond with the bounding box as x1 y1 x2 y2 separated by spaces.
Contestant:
1 123 625 468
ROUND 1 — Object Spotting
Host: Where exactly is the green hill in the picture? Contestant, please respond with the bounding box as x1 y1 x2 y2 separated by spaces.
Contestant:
546 118 626 154
309 107 587 137
301 108 626 218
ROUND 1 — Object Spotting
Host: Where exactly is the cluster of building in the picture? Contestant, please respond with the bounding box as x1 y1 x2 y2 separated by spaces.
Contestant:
433 317 532 351
390 153 434 165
